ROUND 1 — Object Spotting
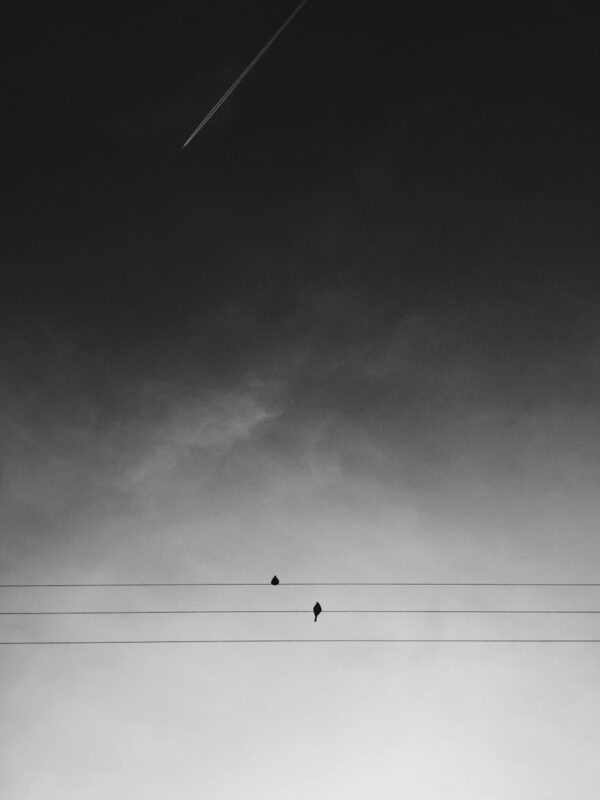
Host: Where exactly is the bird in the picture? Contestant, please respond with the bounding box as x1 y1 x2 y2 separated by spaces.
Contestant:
313 602 322 622
271 575 279 585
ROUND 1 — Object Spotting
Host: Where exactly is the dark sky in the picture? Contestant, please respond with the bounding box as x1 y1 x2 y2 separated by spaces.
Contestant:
3 0 600 545
3 1 600 525
3 4 599 495
5 3 598 350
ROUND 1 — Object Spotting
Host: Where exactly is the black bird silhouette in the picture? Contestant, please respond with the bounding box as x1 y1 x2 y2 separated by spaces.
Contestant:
313 602 322 622
271 575 279 585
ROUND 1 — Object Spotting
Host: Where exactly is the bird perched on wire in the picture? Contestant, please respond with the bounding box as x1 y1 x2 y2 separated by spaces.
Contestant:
313 602 322 622
271 575 279 585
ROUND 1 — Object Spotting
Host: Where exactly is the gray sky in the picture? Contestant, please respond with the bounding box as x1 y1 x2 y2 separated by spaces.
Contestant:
2 3 600 797
3 291 600 798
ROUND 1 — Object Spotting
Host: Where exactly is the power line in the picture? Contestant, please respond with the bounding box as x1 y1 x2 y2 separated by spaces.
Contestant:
2 639 600 646
3 582 600 588
3 609 600 615
280 583 600 587
0 583 268 588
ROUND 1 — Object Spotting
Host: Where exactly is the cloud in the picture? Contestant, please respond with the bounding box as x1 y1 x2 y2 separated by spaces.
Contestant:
120 382 281 497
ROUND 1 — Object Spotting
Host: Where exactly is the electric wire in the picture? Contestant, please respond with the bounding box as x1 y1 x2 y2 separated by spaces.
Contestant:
3 609 600 615
3 582 600 588
2 638 600 646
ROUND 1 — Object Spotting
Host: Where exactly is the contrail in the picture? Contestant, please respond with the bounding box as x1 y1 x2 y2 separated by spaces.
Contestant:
182 0 310 149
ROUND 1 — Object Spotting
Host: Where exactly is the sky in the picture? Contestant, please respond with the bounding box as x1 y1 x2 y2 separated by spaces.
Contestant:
2 3 600 798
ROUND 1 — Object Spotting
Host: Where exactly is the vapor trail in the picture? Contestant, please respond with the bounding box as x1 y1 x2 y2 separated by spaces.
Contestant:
182 0 310 148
